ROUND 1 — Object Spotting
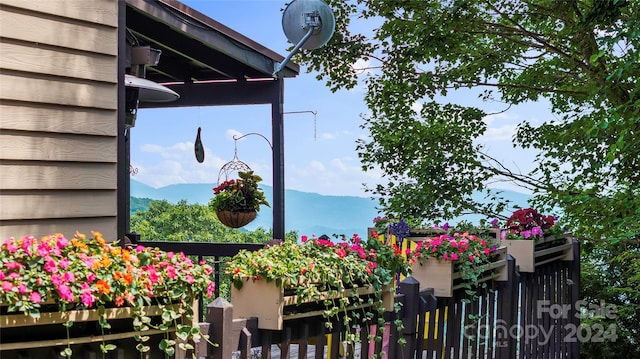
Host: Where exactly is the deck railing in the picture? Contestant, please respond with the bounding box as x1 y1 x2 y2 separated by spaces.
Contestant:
194 239 580 359
1 239 580 358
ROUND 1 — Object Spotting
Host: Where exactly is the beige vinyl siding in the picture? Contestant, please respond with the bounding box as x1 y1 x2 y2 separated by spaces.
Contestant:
0 0 119 241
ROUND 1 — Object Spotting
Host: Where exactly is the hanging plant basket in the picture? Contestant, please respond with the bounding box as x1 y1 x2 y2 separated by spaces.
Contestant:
215 210 257 228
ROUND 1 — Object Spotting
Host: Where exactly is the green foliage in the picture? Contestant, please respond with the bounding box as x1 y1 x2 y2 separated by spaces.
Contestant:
580 237 640 358
294 2 639 353
295 0 639 243
130 199 291 243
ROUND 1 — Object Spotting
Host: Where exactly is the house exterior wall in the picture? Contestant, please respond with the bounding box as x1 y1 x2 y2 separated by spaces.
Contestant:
0 0 119 240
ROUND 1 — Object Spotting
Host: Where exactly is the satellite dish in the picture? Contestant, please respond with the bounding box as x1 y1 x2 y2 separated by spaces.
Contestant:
273 0 335 77
282 0 335 50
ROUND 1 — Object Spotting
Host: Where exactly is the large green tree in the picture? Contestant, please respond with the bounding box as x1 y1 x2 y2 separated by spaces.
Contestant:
295 0 638 242
294 1 639 355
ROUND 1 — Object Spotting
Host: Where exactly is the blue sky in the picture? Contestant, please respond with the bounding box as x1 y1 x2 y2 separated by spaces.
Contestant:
130 0 547 198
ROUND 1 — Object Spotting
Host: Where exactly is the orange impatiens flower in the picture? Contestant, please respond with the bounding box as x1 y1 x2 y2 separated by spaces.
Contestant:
96 280 111 295
122 273 133 285
121 248 131 262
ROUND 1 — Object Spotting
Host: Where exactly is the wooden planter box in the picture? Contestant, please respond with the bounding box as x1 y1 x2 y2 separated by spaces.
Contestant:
503 233 574 272
231 279 395 330
0 303 187 352
410 246 508 297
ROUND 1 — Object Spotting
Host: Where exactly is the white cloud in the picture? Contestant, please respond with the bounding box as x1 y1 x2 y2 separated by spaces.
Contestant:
226 129 243 141
320 132 336 140
481 124 518 141
140 142 192 160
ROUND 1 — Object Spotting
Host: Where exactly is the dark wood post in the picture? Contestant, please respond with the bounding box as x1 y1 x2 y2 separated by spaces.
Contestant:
207 297 234 359
569 238 581 358
398 276 420 358
497 254 519 359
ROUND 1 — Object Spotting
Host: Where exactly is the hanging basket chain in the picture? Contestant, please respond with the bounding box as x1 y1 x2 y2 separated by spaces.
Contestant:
217 138 252 184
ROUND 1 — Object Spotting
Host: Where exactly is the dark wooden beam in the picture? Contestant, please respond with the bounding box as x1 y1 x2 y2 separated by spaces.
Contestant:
138 80 281 108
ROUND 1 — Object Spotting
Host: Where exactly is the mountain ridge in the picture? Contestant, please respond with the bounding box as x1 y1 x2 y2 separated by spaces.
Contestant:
130 180 531 238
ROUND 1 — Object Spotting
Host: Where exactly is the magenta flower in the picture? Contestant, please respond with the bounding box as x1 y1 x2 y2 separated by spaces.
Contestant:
87 273 96 283
80 284 95 308
206 281 215 298
450 253 459 261
44 259 57 273
56 235 69 249
57 284 74 302
2 281 13 292
37 241 52 257
50 274 63 286
166 266 177 279
59 258 70 269
5 240 18 253
63 271 75 283
5 261 24 270
29 291 42 303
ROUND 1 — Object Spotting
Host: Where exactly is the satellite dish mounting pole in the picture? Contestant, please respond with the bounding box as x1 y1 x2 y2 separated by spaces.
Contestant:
273 26 316 77
271 0 335 238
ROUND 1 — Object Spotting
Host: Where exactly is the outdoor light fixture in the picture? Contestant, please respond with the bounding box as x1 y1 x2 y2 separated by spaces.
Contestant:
124 74 180 128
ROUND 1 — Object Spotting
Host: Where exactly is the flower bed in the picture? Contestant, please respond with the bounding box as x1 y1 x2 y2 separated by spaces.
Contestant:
0 232 215 357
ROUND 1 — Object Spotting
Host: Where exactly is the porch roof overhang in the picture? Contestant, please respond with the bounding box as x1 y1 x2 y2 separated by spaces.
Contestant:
125 0 299 108
121 0 298 239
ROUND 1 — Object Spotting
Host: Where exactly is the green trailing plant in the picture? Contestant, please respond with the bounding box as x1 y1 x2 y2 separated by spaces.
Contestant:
227 233 409 355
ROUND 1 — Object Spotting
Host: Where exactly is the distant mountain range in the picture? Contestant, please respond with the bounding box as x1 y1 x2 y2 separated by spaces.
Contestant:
130 180 531 238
